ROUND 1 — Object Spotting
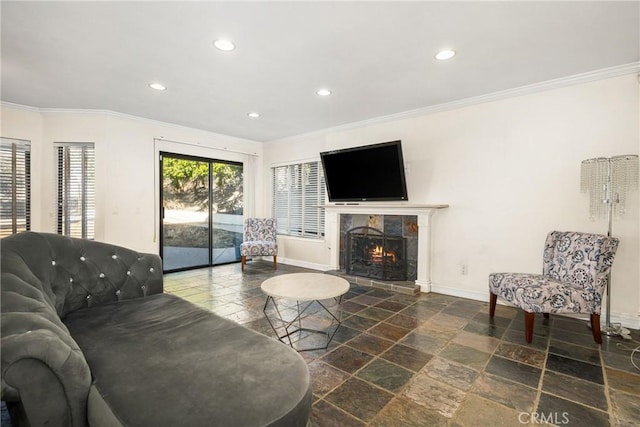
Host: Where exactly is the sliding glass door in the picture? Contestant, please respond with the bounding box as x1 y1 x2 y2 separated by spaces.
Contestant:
160 152 243 272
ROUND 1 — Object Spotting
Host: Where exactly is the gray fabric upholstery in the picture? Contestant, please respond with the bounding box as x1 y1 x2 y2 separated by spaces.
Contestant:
1 232 311 427
2 232 162 426
66 294 311 427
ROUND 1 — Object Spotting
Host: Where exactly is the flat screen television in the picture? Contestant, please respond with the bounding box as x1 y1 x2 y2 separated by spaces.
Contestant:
320 140 408 202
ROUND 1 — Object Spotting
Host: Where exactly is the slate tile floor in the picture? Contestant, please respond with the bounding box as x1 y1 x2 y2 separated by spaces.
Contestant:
164 262 640 426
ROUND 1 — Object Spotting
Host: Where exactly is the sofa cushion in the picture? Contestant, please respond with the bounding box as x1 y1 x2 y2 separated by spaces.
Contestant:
64 293 311 427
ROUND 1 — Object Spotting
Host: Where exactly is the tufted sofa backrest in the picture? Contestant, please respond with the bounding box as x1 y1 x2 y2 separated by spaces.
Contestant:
1 232 164 425
2 232 163 318
542 230 619 292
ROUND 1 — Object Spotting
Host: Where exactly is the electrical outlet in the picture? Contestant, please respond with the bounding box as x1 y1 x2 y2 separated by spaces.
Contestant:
461 264 468 275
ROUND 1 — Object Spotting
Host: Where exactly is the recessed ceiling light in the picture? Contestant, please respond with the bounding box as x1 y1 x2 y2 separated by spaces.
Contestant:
435 49 456 60
149 82 166 91
247 112 260 118
316 89 332 97
213 39 236 51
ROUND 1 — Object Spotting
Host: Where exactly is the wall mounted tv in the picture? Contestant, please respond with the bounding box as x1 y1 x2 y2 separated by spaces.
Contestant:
320 140 408 202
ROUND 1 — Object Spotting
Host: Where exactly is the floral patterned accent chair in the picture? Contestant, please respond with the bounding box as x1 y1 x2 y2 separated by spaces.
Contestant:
489 231 619 344
240 217 278 272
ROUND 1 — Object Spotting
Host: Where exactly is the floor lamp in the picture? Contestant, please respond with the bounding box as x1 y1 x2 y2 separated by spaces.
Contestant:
580 154 638 336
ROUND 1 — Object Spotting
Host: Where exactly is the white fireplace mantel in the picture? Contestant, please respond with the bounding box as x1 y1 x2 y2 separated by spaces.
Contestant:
321 203 449 292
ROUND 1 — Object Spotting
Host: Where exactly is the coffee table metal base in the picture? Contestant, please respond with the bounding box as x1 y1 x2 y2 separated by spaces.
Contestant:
263 296 344 352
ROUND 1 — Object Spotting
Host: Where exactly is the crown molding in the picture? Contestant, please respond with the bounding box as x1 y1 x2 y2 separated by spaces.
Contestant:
1 101 129 118
1 101 42 113
0 102 261 145
3 62 639 145
266 62 640 144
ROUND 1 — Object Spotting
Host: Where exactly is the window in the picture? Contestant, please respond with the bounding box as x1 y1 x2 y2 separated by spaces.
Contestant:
0 138 30 238
272 161 325 238
56 143 95 239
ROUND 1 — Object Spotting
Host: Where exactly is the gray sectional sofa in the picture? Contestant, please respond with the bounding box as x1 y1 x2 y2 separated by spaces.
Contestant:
1 232 311 426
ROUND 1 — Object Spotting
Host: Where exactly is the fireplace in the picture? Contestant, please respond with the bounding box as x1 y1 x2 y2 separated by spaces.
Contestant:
323 203 448 292
346 226 407 281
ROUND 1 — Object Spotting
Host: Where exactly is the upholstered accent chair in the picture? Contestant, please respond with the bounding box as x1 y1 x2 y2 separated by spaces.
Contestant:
240 217 278 272
489 231 619 344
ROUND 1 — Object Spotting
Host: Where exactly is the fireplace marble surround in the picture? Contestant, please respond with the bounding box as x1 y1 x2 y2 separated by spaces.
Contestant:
322 204 448 293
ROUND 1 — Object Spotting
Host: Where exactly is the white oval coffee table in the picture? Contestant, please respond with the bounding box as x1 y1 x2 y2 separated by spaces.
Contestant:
261 273 350 351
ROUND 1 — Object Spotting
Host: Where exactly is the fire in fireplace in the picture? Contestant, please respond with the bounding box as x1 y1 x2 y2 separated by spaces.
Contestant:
346 226 407 281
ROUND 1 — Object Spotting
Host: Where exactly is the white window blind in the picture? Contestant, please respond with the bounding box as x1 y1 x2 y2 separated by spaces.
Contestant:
56 143 95 239
0 138 31 238
272 161 325 238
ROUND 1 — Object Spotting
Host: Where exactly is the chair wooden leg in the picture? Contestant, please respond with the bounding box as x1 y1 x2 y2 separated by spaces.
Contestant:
241 255 246 272
489 292 497 318
524 311 535 343
590 313 602 344
273 256 277 270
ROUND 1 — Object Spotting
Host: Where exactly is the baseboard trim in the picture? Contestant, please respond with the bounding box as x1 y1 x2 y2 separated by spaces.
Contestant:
534 312 640 330
276 257 329 272
416 280 431 293
598 312 640 330
428 283 640 330
429 283 488 302
258 270 640 330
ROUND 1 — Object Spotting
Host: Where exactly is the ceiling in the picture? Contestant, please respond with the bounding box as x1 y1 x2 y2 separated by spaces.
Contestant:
2 1 639 143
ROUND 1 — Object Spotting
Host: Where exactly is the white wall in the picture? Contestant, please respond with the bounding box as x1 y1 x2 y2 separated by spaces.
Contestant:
3 74 638 328
263 74 640 328
1 107 263 254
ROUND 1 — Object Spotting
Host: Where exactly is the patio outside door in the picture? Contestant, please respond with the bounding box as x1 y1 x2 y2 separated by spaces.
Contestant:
160 152 243 272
